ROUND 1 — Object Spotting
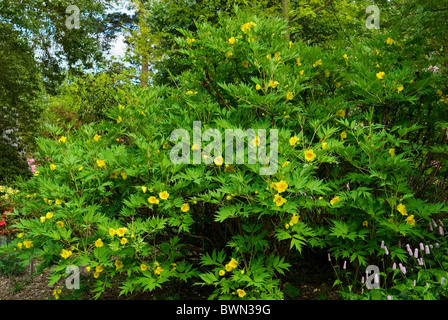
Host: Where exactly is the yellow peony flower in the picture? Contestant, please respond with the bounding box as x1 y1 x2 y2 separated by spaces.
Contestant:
313 59 322 67
148 196 159 204
256 84 261 90
60 249 72 259
214 155 224 166
58 136 66 143
276 181 288 193
50 164 57 170
96 160 106 168
242 61 249 68
95 238 103 248
397 203 407 216
296 57 302 67
219 270 225 276
330 196 340 205
336 109 345 117
225 263 233 272
121 237 128 245
186 37 195 44
322 142 328 150
155 266 164 275
109 228 116 237
273 194 287 207
86 266 91 272
241 21 256 33
228 37 235 44
40 216 46 223
237 289 246 298
376 71 385 80
78 166 83 171
159 191 169 200
341 131 347 140
397 85 404 92
116 227 127 237
117 116 122 124
405 215 415 226
286 91 294 100
115 260 123 270
268 80 279 88
389 148 395 157
386 37 394 45
96 265 103 273
289 136 299 146
181 203 190 212
299 70 305 76
274 52 281 61
290 214 299 225
94 134 101 141
17 243 23 249
23 240 33 248
229 258 238 269
56 221 64 228
93 272 100 279
46 212 53 219
141 186 147 193
304 149 316 162
141 264 147 271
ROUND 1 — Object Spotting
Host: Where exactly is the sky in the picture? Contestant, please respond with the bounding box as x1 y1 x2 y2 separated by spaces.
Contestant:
105 0 134 60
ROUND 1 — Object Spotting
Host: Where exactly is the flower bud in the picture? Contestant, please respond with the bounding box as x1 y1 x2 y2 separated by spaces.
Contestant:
414 248 419 258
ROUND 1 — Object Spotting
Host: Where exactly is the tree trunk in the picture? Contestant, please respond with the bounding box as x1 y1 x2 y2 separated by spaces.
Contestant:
282 0 290 41
141 54 149 88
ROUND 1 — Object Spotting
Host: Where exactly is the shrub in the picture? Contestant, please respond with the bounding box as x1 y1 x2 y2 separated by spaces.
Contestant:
3 8 447 300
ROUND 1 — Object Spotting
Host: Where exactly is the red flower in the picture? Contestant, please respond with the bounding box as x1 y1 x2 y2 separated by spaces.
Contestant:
0 221 6 227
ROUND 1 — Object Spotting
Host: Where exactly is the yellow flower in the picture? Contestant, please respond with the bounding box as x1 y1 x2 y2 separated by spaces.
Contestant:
50 164 57 170
266 54 271 60
330 196 340 206
290 214 299 225
389 148 395 157
94 134 101 141
155 266 164 275
325 70 330 78
40 216 46 223
362 221 368 227
116 227 127 237
268 80 279 88
186 37 195 44
96 160 106 168
276 181 288 193
274 52 281 61
242 61 249 68
17 233 23 238
304 149 316 162
95 238 103 248
336 109 345 117
60 249 72 259
436 89 443 96
386 37 394 45
256 84 261 90
159 191 169 200
286 91 294 100
86 266 91 272
296 57 302 67
58 136 66 143
299 70 305 76
285 223 289 229
225 263 233 272
341 131 347 140
93 272 100 279
54 220 64 228
237 289 246 298
141 264 147 271
46 212 53 219
343 53 348 60
241 21 256 33
117 116 122 124
96 265 103 273
34 171 39 176
219 270 225 276
376 71 385 80
23 240 33 248
55 199 63 205
397 203 407 216
17 243 23 249
78 166 83 171
282 161 290 168
109 228 116 236
335 82 341 88
115 260 123 270
289 41 292 49
273 194 287 207
141 186 147 193
250 136 261 147
405 215 415 226
313 59 322 67
121 237 128 245
181 203 190 212
322 142 328 150
214 155 224 166
226 195 232 201
119 104 125 110
397 85 404 92
289 136 299 146
120 171 127 180
229 258 238 269
148 196 159 204
228 37 235 44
